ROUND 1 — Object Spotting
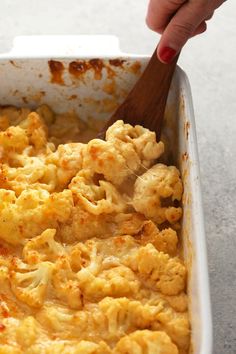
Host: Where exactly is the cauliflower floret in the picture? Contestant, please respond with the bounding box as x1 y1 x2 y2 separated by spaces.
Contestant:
69 170 127 215
162 292 188 313
82 138 138 186
84 121 164 187
106 120 164 163
125 244 186 296
60 208 148 244
2 142 83 194
73 239 139 301
59 205 116 243
2 156 58 195
67 241 96 271
99 297 163 334
136 220 178 256
36 303 75 333
52 256 83 310
77 265 140 301
15 316 39 348
132 164 183 225
0 317 21 348
154 307 190 351
18 112 48 150
46 143 84 188
9 259 53 307
23 229 65 264
114 330 178 354
0 188 73 245
0 126 29 152
0 293 25 319
25 341 111 354
113 212 146 236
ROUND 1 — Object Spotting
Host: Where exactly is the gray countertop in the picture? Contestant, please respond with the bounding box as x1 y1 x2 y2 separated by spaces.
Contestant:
0 0 236 352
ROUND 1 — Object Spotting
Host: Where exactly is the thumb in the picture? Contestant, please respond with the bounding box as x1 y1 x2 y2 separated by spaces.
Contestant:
157 2 206 63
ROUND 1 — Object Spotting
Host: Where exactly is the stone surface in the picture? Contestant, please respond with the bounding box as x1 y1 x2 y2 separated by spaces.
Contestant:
0 0 236 353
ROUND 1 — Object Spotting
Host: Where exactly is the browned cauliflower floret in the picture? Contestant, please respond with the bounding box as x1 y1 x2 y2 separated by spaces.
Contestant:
15 316 40 349
73 238 140 301
162 292 188 313
82 138 138 186
106 120 164 164
59 206 116 243
52 256 83 310
9 259 53 308
1 156 58 195
154 307 190 351
0 292 25 319
23 229 65 264
0 126 29 152
46 142 84 188
113 212 146 236
99 297 163 334
83 121 164 187
136 220 178 256
25 340 111 354
0 189 73 245
36 303 75 333
18 112 48 150
77 265 140 301
69 170 127 215
114 330 178 354
125 244 186 296
132 164 183 225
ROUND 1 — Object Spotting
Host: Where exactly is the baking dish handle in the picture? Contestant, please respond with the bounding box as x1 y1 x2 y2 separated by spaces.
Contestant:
0 35 123 58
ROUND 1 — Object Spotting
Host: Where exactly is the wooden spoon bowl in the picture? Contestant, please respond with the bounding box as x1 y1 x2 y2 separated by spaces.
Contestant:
98 49 178 140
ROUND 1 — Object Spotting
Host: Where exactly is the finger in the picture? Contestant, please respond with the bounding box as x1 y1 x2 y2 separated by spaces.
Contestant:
191 10 214 37
146 0 186 33
191 21 207 37
157 2 207 63
205 11 214 21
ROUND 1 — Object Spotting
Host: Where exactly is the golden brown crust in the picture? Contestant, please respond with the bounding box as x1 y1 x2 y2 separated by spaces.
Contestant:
0 105 189 353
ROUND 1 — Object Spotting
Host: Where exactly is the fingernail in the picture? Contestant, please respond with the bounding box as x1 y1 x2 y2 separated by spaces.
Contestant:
159 47 177 64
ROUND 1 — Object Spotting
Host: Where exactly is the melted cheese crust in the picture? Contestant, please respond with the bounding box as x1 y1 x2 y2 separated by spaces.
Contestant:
0 105 189 354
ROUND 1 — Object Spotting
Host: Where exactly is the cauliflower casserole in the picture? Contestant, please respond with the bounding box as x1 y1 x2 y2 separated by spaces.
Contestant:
0 105 189 354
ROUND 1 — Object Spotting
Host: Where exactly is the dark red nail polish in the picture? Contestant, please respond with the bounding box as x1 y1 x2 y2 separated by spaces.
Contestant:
159 47 177 64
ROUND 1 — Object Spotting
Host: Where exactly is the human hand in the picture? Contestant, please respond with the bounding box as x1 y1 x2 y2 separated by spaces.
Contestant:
146 0 226 63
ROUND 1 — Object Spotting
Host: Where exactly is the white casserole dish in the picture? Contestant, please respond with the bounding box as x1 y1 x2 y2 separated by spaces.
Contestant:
0 35 212 354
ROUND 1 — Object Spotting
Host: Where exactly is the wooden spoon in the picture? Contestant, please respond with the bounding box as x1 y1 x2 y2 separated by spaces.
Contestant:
97 49 178 140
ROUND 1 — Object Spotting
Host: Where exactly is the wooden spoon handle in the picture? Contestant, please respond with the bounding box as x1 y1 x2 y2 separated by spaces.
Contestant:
98 49 178 140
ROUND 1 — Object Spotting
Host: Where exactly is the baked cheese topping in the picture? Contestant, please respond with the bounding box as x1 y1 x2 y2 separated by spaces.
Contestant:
0 105 189 354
